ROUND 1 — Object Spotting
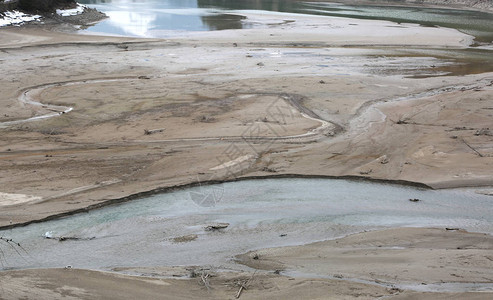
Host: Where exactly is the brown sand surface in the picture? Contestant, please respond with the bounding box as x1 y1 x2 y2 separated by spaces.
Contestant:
1 228 491 299
1 7 493 299
0 20 491 225
238 228 493 285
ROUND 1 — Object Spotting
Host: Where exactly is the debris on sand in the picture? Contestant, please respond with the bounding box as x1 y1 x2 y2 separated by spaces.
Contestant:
144 128 165 135
409 198 421 202
44 231 95 242
172 234 198 243
377 155 389 164
205 222 229 231
475 128 492 136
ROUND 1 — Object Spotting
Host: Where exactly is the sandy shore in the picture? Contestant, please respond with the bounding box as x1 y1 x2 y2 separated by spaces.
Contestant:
1 6 493 299
0 18 490 225
1 228 491 299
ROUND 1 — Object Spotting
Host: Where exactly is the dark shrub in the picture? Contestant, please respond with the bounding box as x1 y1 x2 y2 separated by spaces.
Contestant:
19 0 76 13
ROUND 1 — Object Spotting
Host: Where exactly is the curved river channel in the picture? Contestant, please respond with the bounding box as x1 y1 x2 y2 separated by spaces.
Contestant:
1 178 492 271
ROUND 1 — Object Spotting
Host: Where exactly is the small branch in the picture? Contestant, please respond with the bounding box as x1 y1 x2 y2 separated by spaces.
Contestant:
236 285 246 299
201 273 211 291
461 138 484 157
144 128 166 135
236 271 257 299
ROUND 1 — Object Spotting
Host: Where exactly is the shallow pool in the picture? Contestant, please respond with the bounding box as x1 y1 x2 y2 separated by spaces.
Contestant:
1 178 491 271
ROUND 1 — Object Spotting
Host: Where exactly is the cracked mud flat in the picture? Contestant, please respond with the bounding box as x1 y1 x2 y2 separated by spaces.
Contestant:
0 7 493 300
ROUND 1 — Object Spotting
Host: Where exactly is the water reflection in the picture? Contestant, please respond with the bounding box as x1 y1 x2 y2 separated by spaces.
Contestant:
197 0 297 11
201 13 247 30
79 0 255 36
79 0 493 43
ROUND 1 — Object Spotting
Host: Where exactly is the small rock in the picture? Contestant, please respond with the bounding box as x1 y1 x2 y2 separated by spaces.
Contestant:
359 169 372 175
257 62 264 66
378 155 389 164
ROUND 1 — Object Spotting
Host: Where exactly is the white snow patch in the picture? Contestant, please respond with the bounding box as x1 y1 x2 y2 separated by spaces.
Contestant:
56 3 86 17
0 10 41 27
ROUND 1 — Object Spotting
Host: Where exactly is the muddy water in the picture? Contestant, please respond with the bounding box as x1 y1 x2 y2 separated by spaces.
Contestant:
1 178 492 271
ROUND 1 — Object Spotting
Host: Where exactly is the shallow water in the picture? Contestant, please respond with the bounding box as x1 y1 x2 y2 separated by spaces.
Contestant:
76 0 493 77
79 0 493 43
301 1 493 43
1 178 492 271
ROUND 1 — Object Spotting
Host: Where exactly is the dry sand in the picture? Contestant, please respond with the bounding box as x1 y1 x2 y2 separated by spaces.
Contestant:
0 7 492 299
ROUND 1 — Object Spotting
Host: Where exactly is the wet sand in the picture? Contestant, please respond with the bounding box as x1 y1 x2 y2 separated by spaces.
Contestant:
1 228 491 299
1 7 493 299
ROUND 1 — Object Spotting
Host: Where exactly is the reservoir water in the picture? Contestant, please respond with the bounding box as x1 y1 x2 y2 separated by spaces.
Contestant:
76 0 493 77
1 178 492 271
78 0 493 43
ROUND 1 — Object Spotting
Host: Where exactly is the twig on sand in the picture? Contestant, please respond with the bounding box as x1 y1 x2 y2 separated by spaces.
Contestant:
205 223 229 231
461 138 484 157
144 128 165 135
0 237 30 267
236 271 257 299
201 273 211 291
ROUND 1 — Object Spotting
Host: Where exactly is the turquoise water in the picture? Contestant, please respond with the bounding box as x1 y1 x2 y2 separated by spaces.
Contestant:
78 0 493 42
1 178 492 270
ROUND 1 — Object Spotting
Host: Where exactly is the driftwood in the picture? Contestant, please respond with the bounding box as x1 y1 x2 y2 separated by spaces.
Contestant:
144 128 166 135
205 223 229 231
201 273 211 291
0 237 29 263
45 235 95 242
236 271 257 299
461 138 484 157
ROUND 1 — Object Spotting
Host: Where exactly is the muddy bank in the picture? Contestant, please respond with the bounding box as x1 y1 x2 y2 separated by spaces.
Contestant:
1 228 492 299
0 19 492 228
1 5 493 299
